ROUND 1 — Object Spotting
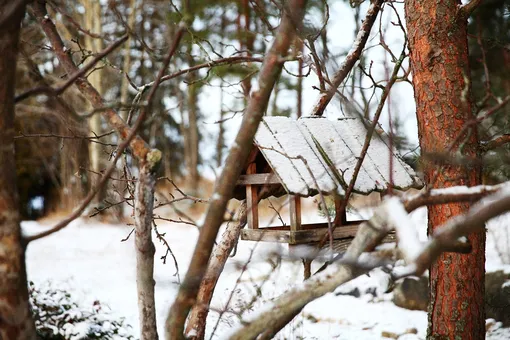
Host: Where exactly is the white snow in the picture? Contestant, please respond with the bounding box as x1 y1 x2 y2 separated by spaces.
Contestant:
25 205 510 339
265 117 338 194
254 119 310 195
385 197 422 262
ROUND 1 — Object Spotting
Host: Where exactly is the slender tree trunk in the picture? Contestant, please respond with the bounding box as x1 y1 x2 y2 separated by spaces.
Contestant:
405 2 485 339
134 164 158 340
179 88 190 174
30 3 165 339
216 84 225 168
186 51 200 193
185 201 247 339
0 2 37 339
84 0 104 202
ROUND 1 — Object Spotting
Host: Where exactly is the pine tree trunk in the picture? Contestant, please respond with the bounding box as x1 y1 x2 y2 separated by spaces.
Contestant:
84 0 104 202
405 2 485 339
0 2 37 338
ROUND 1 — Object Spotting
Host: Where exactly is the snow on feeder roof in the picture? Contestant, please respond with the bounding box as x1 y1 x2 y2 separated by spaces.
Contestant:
251 116 421 196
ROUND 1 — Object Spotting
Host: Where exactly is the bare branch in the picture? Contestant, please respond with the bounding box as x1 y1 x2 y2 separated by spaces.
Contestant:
14 130 117 147
312 0 383 116
24 96 145 243
411 188 510 275
29 3 150 163
481 134 510 151
403 182 510 212
147 56 264 88
459 0 483 17
315 46 407 251
15 35 128 103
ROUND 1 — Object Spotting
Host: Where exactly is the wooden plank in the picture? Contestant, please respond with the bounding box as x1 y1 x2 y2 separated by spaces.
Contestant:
245 221 363 231
317 233 397 254
241 222 364 244
237 173 281 185
246 163 259 230
241 229 290 243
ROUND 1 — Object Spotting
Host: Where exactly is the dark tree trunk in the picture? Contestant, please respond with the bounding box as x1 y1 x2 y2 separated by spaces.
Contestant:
405 1 485 339
0 2 37 339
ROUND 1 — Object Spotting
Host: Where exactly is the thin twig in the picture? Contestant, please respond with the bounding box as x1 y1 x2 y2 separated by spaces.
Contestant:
15 35 128 102
312 0 384 116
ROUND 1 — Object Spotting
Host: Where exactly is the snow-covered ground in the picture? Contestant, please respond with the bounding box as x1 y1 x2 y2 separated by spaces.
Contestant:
24 206 510 339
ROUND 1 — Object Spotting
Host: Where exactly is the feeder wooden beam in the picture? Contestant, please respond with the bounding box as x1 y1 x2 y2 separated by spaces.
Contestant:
246 163 259 230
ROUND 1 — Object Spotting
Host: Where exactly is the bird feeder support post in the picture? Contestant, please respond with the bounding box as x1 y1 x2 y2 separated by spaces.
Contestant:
246 163 259 230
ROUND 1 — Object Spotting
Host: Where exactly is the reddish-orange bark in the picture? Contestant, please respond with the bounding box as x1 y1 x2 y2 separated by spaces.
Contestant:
405 1 485 339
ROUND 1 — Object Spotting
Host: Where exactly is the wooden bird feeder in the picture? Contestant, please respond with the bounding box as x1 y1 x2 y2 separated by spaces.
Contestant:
233 116 422 247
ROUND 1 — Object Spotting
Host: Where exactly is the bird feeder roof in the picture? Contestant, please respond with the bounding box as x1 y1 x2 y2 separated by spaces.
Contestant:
252 116 421 196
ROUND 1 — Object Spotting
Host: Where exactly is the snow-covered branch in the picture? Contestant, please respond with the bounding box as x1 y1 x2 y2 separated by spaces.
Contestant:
402 182 510 212
229 182 510 339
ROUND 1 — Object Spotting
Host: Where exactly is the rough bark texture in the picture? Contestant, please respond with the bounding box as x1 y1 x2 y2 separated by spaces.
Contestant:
165 2 307 338
0 2 38 339
134 165 158 340
405 1 485 339
185 201 247 339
